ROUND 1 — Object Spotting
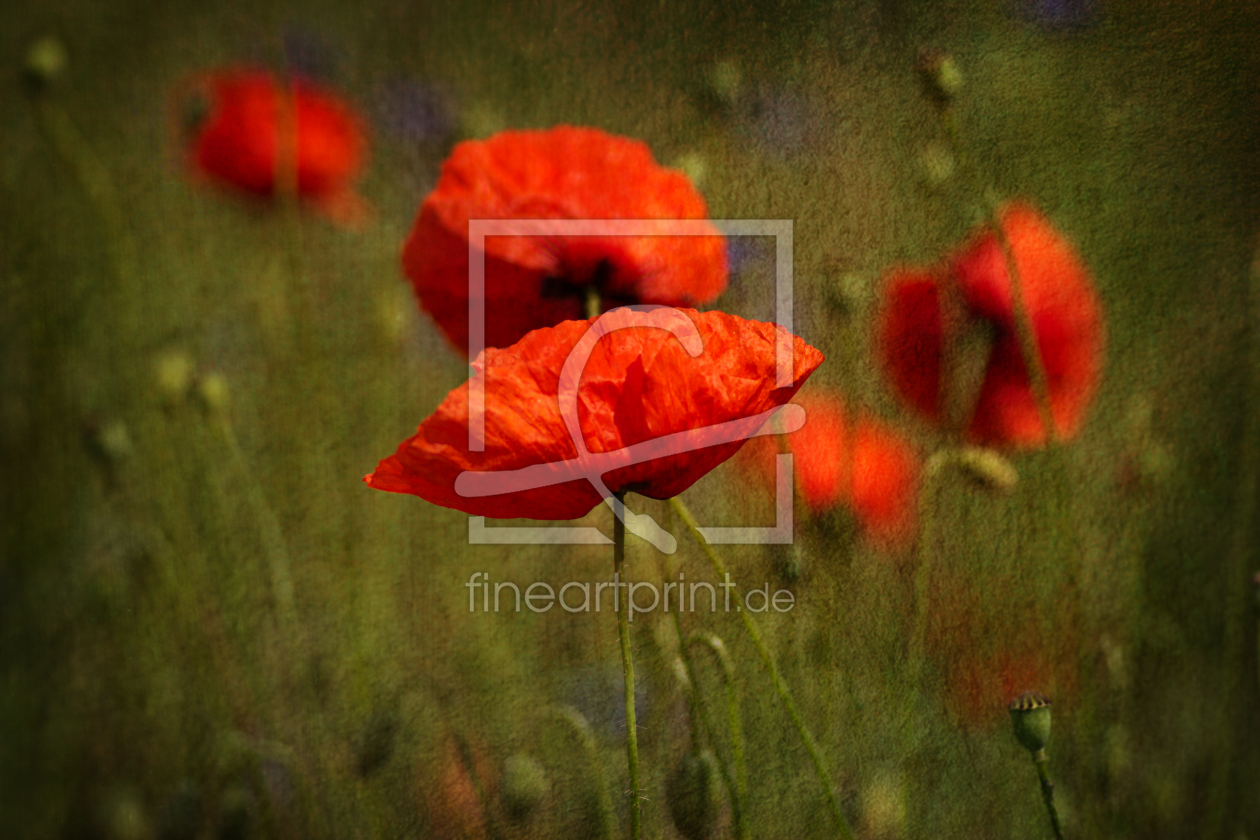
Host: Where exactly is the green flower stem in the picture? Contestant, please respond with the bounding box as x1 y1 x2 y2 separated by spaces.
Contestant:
1204 236 1260 838
690 637 745 821
935 110 1056 444
207 409 299 637
904 451 952 713
1032 749 1066 840
614 494 643 840
545 706 616 840
668 606 746 839
31 95 139 339
586 285 602 320
670 496 856 840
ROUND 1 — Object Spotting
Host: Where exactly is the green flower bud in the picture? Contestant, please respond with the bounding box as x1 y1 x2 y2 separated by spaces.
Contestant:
667 750 722 840
917 49 963 105
354 708 400 779
1009 691 1052 753
154 350 195 404
25 36 67 89
197 372 230 414
954 447 1019 495
500 753 549 824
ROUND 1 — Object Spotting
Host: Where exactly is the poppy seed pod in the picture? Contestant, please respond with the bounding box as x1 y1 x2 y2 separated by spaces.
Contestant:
1009 691 1053 753
500 753 549 824
667 751 722 840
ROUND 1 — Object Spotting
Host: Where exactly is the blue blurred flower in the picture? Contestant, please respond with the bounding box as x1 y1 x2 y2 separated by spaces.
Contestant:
1013 0 1097 30
562 663 650 741
375 77 459 143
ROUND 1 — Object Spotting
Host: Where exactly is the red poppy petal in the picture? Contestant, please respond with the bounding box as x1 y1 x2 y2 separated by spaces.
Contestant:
367 308 823 520
952 202 1104 447
401 126 728 354
187 68 367 210
735 389 920 546
877 268 947 423
850 419 920 547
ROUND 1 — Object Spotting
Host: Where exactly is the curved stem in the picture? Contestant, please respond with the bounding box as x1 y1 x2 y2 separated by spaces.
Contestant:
1032 749 1066 840
614 494 642 839
687 633 747 822
938 110 1056 444
543 706 616 840
670 496 856 840
670 614 747 839
904 451 952 718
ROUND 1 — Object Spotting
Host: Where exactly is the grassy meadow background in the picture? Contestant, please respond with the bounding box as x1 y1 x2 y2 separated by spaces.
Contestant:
1 0 1259 837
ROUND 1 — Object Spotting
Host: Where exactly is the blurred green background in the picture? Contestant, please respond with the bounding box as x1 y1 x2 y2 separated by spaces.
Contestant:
2 0 1259 837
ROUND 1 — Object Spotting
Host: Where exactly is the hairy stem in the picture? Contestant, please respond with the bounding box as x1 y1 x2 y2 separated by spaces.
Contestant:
671 496 856 840
614 494 642 839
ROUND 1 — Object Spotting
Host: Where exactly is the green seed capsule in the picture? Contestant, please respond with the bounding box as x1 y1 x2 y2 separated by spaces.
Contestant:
1009 691 1053 753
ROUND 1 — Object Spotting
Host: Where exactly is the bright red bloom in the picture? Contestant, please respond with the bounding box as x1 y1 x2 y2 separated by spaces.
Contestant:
402 126 728 354
366 308 823 520
738 389 920 547
878 202 1103 448
183 68 370 225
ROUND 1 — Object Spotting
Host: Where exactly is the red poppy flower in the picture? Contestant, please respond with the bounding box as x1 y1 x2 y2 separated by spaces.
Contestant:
737 389 920 547
182 68 370 225
365 308 823 520
926 575 1079 731
401 126 728 354
878 202 1103 448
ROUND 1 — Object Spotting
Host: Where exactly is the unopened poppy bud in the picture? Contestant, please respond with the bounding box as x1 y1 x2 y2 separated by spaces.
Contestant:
354 708 399 779
954 447 1019 494
919 141 955 188
1009 691 1052 753
671 150 707 189
667 750 722 840
500 753 549 824
96 786 149 840
25 35 67 89
708 59 743 106
197 372 230 413
459 100 505 140
824 272 872 316
154 350 195 403
88 418 133 463
918 50 963 104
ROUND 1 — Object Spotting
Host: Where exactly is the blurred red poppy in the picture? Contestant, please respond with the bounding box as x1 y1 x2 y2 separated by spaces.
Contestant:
878 202 1103 448
738 389 920 547
365 308 823 520
926 576 1079 730
402 126 728 354
181 68 370 225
